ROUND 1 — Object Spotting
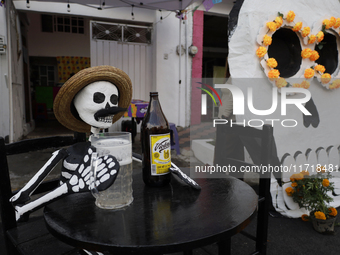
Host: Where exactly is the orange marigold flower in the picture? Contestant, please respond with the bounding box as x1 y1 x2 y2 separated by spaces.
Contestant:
329 207 338 217
322 179 330 187
275 16 283 28
275 77 287 88
304 68 315 79
329 79 340 89
329 17 336 28
292 22 302 32
286 11 295 23
314 211 326 220
267 21 277 32
317 31 324 42
309 51 319 61
263 34 272 46
334 18 340 29
301 170 310 176
316 166 326 173
290 174 297 182
292 83 301 88
285 187 295 196
300 80 311 89
301 48 312 59
302 27 310 37
308 35 316 44
291 182 298 187
295 173 304 181
268 69 280 80
321 73 331 84
323 19 331 29
256 46 267 58
267 58 278 68
301 214 309 221
314 64 326 74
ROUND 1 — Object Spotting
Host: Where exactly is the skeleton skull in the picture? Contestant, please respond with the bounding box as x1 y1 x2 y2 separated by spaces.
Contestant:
74 81 119 129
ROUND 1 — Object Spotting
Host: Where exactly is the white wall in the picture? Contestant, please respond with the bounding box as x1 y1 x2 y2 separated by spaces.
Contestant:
153 11 193 127
0 6 10 140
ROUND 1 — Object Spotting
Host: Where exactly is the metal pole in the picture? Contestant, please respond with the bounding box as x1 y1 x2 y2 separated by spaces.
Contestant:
6 0 14 143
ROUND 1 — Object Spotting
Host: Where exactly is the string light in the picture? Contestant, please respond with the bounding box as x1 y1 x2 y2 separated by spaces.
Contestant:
67 0 70 12
159 9 163 20
131 5 135 20
26 0 30 8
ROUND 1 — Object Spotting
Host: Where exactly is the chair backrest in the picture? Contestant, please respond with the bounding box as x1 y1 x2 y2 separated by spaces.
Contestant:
214 123 277 254
0 133 86 234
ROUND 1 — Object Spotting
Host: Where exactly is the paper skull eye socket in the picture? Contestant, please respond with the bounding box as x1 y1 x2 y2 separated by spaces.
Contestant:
110 94 118 105
93 92 105 104
268 28 302 78
315 33 338 75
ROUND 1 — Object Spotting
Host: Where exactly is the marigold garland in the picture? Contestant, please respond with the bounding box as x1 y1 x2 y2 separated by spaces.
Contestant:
263 34 272 46
275 16 283 28
275 77 287 88
301 27 310 37
292 22 303 32
301 48 312 59
267 58 278 68
286 10 295 22
334 18 340 28
314 64 325 74
304 68 315 79
316 31 324 42
323 19 331 29
330 79 340 89
256 46 267 58
309 51 319 61
257 11 340 91
268 69 280 80
267 21 277 32
321 73 332 84
308 35 316 44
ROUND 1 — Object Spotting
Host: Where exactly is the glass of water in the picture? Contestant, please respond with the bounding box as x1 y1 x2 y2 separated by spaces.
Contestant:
90 132 133 209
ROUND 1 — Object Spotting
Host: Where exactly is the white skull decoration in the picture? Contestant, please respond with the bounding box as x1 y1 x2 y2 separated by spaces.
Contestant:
74 81 119 130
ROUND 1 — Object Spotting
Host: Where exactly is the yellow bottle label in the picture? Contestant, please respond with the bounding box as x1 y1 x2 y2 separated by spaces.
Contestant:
150 133 171 176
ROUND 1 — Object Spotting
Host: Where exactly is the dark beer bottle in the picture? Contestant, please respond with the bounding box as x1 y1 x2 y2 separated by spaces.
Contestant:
141 92 171 187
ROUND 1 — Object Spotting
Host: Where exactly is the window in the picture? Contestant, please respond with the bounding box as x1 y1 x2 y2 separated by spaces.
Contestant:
41 15 84 34
30 64 56 86
92 21 152 44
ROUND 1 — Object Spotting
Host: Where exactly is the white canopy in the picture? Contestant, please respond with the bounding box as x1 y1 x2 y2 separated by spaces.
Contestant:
14 0 194 11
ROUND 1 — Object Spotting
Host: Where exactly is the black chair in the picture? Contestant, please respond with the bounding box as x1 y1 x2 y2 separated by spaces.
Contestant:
0 133 86 255
214 124 276 255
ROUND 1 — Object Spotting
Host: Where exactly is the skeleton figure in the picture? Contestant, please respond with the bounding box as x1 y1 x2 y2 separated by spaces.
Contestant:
10 66 132 221
228 0 340 217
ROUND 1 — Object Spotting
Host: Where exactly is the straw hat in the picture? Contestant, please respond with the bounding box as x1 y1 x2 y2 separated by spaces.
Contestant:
54 65 132 133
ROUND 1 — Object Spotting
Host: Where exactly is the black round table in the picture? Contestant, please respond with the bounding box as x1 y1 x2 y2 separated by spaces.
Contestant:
44 168 258 254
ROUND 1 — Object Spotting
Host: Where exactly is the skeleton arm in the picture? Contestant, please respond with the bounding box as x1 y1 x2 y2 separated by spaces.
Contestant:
10 149 69 205
13 146 119 221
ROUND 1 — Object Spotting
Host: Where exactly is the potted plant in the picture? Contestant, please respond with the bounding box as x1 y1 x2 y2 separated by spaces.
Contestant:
285 166 338 234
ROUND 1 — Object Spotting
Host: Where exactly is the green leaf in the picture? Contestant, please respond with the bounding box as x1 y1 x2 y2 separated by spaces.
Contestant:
278 12 284 18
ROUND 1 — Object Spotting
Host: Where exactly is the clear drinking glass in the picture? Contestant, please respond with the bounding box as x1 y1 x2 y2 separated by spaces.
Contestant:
90 132 133 209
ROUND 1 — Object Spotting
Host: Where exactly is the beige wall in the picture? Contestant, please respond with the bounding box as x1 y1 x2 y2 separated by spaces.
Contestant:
26 12 90 57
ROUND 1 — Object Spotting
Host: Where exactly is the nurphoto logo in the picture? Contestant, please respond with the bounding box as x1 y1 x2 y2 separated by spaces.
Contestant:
199 83 312 128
